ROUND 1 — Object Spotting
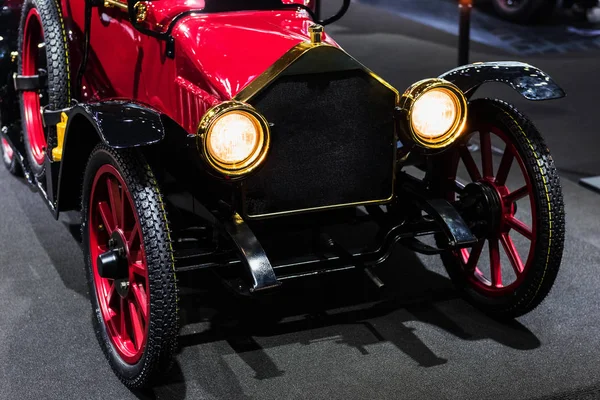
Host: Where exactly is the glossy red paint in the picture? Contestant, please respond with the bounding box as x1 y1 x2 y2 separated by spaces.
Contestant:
89 164 149 365
447 126 537 296
22 7 46 166
61 1 334 134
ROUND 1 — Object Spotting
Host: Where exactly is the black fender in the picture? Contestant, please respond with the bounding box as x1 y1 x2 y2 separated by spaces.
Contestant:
439 61 566 101
65 101 165 148
55 101 166 214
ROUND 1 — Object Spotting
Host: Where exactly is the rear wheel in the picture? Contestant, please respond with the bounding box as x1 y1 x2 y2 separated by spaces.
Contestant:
81 144 179 388
18 0 70 177
430 99 564 319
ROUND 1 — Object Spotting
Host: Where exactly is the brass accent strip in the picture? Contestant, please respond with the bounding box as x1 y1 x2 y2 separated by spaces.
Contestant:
234 42 400 104
245 194 395 220
103 0 128 10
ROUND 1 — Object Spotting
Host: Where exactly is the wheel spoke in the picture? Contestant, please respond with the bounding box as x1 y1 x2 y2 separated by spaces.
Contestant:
129 300 145 350
119 297 127 338
489 238 502 287
107 177 123 229
506 216 533 240
495 146 514 185
98 201 115 234
504 185 529 204
464 240 485 272
105 281 116 305
131 283 148 320
500 233 525 275
131 260 146 276
127 224 140 249
480 131 494 178
459 146 482 181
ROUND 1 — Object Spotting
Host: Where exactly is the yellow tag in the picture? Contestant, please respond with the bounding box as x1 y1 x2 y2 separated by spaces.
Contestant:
52 112 68 161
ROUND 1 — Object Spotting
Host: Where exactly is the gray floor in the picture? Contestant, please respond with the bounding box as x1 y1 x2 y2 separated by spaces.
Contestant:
2 2 600 400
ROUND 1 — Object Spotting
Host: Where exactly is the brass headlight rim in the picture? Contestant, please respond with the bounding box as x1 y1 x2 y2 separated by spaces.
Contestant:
198 101 271 177
401 79 468 150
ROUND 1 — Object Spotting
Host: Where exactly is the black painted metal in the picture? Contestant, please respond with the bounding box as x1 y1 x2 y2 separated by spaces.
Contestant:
422 198 477 247
439 61 566 101
221 212 281 292
42 107 70 127
97 250 129 280
174 215 442 281
51 101 166 216
13 72 48 91
65 101 165 148
44 158 61 215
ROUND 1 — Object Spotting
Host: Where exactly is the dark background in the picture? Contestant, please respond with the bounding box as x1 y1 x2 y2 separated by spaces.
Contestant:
1 1 600 399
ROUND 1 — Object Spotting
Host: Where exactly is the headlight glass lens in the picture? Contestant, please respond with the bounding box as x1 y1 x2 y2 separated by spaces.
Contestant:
207 111 262 165
411 88 458 140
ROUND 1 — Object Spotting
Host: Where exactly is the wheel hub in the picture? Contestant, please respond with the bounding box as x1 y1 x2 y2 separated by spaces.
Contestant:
97 231 131 298
459 182 503 236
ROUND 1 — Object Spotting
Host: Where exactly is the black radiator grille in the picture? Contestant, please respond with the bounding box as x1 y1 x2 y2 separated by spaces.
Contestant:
243 70 396 218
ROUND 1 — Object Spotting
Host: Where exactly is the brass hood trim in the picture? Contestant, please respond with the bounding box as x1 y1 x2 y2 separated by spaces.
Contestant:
234 42 400 104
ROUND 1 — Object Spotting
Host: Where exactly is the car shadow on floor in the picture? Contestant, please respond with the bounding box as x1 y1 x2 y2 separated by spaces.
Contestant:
163 247 540 396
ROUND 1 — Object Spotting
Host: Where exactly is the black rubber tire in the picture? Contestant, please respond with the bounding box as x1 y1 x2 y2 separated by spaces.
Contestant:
492 0 557 23
431 99 565 319
81 144 179 389
18 0 70 177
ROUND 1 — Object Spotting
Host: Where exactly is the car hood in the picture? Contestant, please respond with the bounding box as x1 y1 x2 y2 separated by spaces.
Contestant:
171 10 338 100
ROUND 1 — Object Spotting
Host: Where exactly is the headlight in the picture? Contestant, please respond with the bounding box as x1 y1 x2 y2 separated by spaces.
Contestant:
198 102 270 176
399 79 467 149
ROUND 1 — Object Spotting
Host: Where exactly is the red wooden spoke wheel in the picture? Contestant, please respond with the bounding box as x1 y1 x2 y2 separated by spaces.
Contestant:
89 164 149 364
21 7 48 167
82 145 178 388
447 126 535 296
433 99 564 318
18 0 70 177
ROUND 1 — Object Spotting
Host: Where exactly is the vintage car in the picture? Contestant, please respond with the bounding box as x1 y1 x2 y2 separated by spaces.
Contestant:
0 0 565 389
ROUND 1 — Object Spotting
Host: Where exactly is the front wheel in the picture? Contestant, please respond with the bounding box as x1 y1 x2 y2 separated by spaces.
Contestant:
430 99 565 319
81 144 179 388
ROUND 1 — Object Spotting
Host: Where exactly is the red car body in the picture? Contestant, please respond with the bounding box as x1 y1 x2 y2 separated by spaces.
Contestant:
62 0 325 134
